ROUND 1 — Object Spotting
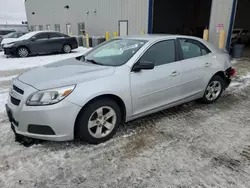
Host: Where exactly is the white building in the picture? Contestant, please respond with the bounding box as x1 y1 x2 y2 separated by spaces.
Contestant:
24 0 249 50
0 24 29 32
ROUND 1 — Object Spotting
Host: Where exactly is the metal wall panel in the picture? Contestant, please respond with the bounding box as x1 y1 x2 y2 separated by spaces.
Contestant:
25 0 149 36
209 0 234 47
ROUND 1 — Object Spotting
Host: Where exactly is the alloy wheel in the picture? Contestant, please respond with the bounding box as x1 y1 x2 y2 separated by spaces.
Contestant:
63 45 71 53
88 106 117 139
205 81 222 101
18 48 28 57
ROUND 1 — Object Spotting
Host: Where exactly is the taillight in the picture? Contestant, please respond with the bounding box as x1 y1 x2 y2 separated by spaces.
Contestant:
226 68 236 77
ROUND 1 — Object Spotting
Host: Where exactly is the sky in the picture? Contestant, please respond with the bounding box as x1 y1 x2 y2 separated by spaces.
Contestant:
0 0 26 24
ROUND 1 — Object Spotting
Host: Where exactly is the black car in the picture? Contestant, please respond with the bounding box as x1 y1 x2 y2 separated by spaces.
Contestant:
3 31 78 57
0 29 15 45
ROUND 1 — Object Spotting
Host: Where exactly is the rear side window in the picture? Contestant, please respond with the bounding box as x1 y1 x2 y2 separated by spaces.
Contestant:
140 40 176 66
35 33 49 40
49 33 63 38
60 33 69 37
178 39 210 60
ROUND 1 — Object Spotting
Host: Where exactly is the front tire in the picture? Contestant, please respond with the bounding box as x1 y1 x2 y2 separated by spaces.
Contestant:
201 75 225 104
75 98 121 144
63 44 72 53
17 47 29 58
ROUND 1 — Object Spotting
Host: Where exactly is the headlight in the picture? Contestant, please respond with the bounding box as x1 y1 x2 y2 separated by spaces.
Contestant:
26 85 75 106
4 43 14 48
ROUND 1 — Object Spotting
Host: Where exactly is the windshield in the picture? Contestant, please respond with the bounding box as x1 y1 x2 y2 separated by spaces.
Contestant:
18 32 37 41
83 39 147 66
0 30 14 36
3 32 24 38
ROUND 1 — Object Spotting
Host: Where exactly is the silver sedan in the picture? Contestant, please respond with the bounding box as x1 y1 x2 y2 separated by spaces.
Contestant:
6 35 235 144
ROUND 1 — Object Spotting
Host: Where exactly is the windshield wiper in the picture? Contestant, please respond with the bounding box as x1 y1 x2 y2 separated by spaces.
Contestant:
85 59 104 66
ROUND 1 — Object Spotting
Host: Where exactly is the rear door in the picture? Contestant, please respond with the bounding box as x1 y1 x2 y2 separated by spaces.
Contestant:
30 33 50 54
47 32 65 52
177 38 212 99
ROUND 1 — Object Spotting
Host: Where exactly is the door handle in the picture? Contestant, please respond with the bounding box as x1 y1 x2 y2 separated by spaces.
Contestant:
205 62 211 67
171 71 179 77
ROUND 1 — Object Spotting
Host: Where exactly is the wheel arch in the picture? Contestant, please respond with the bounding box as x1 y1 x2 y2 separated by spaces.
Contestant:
213 71 226 80
16 45 31 55
63 43 72 48
74 94 127 139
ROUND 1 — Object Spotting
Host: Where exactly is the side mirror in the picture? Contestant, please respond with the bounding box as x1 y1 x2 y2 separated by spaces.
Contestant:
30 37 36 41
132 60 154 72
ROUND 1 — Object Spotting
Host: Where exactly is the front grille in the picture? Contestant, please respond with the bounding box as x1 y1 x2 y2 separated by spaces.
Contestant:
13 85 24 95
10 96 21 106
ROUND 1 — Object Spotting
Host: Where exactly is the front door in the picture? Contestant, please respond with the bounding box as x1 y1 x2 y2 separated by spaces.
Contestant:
30 33 50 54
130 39 182 115
177 38 213 98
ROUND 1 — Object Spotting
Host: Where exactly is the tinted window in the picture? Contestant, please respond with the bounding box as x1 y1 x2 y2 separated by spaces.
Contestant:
179 39 210 60
35 33 49 40
49 33 62 38
60 33 69 37
140 40 176 66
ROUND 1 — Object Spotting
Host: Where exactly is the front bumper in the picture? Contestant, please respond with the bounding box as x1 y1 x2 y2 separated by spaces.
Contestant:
6 79 81 141
3 47 15 56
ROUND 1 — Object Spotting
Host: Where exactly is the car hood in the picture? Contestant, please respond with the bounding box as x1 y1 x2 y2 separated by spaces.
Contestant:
1 38 18 45
18 58 116 90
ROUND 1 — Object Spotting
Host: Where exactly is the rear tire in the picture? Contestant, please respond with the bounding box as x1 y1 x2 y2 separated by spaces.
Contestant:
75 98 121 144
17 47 29 58
201 75 225 104
63 44 72 53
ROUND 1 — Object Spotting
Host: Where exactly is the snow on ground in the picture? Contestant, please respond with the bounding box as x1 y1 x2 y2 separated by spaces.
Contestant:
0 75 18 81
0 47 90 71
0 58 250 187
0 92 8 113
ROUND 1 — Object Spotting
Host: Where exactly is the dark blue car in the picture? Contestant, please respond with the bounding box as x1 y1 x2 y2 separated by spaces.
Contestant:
3 31 78 57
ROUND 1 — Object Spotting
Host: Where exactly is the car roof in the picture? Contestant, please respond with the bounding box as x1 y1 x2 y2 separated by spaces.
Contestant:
120 34 174 41
120 34 220 53
120 34 206 41
28 30 59 35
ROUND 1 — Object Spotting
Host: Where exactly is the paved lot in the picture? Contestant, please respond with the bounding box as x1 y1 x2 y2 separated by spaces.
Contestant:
0 58 250 188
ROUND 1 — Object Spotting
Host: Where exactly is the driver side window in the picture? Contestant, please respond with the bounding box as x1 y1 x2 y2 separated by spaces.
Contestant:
140 40 176 66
